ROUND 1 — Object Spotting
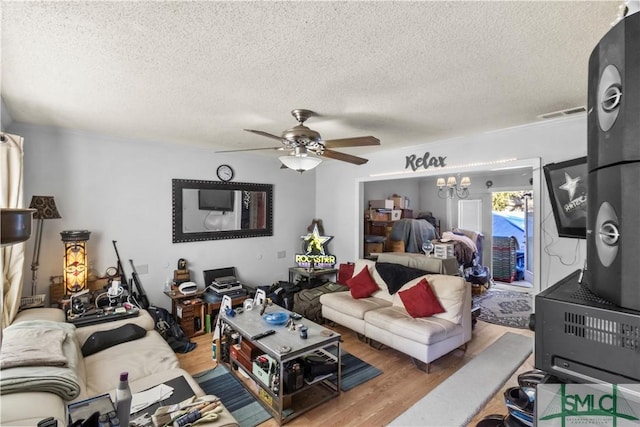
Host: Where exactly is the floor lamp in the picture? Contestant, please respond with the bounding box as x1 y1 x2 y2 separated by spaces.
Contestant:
29 195 61 296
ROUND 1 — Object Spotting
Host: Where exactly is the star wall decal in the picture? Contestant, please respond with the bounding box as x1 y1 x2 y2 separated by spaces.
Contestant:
302 224 332 255
559 172 581 200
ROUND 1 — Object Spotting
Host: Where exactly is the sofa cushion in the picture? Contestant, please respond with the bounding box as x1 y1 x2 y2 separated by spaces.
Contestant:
364 306 462 345
81 323 147 357
398 278 445 318
319 291 391 320
82 330 179 397
375 262 429 294
346 266 379 299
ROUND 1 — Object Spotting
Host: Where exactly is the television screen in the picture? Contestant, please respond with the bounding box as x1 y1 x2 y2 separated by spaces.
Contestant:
543 156 587 239
198 189 235 212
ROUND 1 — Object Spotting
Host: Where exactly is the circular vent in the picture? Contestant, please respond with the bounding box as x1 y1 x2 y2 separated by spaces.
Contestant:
602 84 622 112
597 65 622 132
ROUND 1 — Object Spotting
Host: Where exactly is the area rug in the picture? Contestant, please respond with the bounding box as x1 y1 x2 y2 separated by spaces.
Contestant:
473 288 533 329
195 349 382 426
389 332 532 427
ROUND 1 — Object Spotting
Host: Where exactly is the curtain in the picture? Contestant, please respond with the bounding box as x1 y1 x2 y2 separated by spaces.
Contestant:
1 132 26 328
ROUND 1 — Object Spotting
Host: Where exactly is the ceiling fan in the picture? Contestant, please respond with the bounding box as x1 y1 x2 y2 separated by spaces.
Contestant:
218 109 380 172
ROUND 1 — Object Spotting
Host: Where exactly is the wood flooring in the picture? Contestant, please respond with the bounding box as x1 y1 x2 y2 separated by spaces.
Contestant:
177 321 534 426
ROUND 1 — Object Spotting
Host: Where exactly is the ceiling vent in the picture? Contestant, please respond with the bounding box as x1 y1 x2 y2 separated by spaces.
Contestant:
537 106 587 120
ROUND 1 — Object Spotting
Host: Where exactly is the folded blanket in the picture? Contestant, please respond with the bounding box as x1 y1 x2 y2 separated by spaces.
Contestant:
0 320 82 400
1 327 68 369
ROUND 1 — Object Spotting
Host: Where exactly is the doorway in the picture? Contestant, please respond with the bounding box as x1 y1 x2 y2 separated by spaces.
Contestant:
491 191 533 289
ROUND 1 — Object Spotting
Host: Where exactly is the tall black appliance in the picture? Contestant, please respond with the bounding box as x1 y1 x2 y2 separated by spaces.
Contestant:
534 10 640 385
585 10 640 311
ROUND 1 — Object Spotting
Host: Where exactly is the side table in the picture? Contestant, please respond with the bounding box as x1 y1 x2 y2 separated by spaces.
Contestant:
288 267 337 284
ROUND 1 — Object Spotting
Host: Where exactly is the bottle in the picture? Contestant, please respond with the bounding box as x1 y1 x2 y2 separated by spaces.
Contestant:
115 372 132 427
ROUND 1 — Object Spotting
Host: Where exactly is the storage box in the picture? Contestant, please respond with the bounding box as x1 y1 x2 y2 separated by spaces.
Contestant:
240 337 261 359
231 344 253 372
392 196 407 209
433 243 455 259
369 199 393 209
391 209 402 220
253 354 276 387
365 242 384 255
368 209 391 221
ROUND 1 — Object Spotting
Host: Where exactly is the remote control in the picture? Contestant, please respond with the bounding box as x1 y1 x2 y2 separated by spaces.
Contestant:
251 329 276 340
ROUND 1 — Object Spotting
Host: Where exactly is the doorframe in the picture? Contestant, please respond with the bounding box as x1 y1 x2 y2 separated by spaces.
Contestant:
356 157 542 294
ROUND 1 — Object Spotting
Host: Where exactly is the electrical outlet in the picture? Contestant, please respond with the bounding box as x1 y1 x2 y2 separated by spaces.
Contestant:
277 250 286 259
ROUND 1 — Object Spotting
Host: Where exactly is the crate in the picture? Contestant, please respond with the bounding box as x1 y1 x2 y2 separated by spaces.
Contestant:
433 243 455 259
492 236 517 282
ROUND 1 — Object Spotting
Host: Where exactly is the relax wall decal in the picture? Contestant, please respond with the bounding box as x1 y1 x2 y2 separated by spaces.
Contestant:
405 152 447 171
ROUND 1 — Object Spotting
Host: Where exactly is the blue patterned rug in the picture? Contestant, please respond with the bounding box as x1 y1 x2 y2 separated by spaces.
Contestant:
195 349 381 426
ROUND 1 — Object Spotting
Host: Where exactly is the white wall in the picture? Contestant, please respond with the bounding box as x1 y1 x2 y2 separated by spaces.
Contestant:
8 122 316 310
316 115 589 291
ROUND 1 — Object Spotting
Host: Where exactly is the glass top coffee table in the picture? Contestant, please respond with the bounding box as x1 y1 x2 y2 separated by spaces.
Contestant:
220 305 341 424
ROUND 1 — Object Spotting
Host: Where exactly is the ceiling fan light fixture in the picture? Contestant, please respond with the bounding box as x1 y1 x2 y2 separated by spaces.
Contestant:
279 155 322 173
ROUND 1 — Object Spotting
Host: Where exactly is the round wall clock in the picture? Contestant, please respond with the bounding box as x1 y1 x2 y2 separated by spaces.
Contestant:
217 164 234 182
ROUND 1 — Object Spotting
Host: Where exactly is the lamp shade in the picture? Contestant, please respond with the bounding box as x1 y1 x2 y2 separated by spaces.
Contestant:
460 176 471 187
29 196 61 220
436 178 446 188
446 177 457 187
279 155 322 172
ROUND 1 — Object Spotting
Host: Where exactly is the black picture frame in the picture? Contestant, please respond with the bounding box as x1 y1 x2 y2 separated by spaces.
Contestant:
543 156 588 239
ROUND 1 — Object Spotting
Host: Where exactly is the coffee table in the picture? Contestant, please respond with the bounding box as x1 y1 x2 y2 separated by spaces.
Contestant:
220 306 341 425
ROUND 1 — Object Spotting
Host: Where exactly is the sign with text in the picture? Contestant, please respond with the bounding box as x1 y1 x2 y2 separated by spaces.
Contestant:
295 224 336 269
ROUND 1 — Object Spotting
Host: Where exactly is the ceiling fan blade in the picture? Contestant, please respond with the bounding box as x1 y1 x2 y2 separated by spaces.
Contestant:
323 136 380 148
244 129 283 141
319 149 369 165
216 146 282 153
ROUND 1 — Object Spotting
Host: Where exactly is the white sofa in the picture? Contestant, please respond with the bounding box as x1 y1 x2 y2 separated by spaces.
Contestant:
320 255 472 372
0 308 238 427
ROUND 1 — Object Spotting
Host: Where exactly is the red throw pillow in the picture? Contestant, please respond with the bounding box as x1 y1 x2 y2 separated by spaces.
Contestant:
346 266 379 299
399 278 446 318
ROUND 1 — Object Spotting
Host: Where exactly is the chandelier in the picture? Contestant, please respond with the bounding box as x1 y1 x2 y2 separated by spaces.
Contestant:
436 176 471 199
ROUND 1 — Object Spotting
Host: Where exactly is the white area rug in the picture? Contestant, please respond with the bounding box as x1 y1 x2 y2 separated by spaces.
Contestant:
390 332 532 427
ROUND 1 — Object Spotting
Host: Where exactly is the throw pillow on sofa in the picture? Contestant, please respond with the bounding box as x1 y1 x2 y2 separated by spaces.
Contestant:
398 278 445 318
346 266 379 299
81 323 147 357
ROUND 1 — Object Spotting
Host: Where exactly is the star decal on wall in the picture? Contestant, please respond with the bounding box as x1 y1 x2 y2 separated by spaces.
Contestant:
559 172 581 200
302 224 332 255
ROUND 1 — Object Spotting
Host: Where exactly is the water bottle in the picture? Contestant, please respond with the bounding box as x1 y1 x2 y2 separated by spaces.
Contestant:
115 372 132 427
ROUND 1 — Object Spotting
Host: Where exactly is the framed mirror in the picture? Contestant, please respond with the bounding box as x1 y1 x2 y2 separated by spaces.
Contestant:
172 179 273 243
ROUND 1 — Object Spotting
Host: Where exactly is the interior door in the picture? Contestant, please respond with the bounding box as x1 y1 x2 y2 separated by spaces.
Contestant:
458 199 482 232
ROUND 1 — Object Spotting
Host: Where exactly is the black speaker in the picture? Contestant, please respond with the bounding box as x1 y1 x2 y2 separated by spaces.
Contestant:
587 11 640 173
585 163 640 311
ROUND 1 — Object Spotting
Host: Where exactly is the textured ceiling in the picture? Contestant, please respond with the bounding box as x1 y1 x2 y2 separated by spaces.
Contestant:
1 1 622 158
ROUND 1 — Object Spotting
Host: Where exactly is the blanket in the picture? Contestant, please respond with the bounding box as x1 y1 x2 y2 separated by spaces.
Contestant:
390 219 438 253
0 320 82 400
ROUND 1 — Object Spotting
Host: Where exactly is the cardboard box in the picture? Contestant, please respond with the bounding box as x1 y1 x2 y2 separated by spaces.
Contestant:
369 199 393 209
392 196 406 209
368 209 391 221
391 209 402 220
